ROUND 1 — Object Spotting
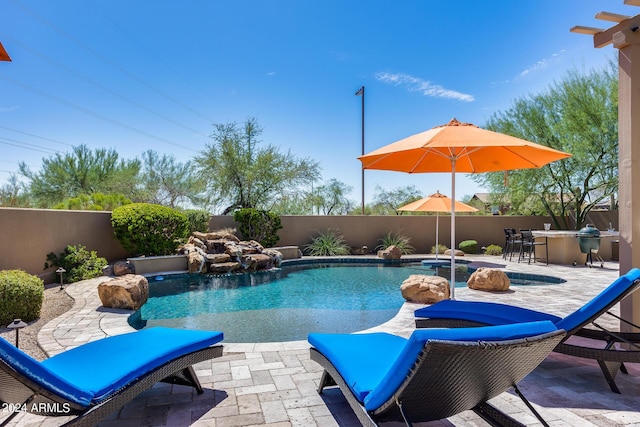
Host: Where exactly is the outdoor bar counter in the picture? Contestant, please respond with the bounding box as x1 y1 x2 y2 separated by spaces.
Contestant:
531 230 619 265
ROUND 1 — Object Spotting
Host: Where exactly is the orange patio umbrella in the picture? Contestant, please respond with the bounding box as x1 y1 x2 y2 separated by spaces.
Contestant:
398 191 477 260
0 42 11 62
359 118 571 299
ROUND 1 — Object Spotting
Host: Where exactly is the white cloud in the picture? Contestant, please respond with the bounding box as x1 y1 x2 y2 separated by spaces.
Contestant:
0 106 18 113
375 72 474 102
267 71 276 76
518 49 567 79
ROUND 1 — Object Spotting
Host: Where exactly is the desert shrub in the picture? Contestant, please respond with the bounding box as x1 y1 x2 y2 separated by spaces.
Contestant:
45 244 107 283
111 203 190 256
484 244 503 256
376 231 414 254
0 270 44 325
459 240 478 254
430 244 448 255
54 192 132 211
183 209 211 233
305 229 351 256
233 208 282 247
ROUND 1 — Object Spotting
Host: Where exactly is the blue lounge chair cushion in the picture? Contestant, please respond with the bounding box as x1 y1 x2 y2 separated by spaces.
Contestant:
414 268 640 335
308 332 407 402
309 321 558 411
556 269 640 333
40 327 223 404
0 337 94 407
413 300 561 325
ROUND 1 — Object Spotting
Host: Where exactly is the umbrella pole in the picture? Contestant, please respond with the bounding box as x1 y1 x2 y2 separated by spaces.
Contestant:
435 212 439 260
450 161 456 300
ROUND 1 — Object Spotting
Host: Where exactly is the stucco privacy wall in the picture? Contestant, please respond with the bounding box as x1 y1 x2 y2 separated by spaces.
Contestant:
0 208 129 280
0 207 618 281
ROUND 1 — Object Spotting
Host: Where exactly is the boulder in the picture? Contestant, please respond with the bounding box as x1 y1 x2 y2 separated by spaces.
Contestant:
98 274 148 310
243 254 274 271
400 274 450 303
262 248 283 267
238 244 260 254
444 249 465 257
352 246 369 255
189 236 207 251
187 250 205 273
222 233 240 242
467 267 510 292
102 264 114 276
113 260 135 276
225 243 243 258
206 253 231 264
377 245 402 260
208 262 241 273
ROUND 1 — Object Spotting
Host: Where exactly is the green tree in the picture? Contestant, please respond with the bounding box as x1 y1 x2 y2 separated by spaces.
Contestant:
0 174 30 207
137 150 205 208
310 179 354 215
19 145 140 207
473 63 618 229
195 117 321 214
370 185 422 215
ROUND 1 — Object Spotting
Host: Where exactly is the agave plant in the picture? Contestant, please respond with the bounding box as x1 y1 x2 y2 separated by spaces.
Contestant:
305 229 351 256
376 231 414 255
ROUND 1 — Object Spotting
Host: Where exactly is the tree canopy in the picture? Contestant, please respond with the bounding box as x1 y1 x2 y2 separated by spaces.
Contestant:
473 63 618 229
195 117 321 214
136 150 205 208
18 144 140 207
370 185 422 215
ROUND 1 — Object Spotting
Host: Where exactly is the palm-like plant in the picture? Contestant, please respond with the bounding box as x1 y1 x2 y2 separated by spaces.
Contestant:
305 229 351 256
377 231 414 255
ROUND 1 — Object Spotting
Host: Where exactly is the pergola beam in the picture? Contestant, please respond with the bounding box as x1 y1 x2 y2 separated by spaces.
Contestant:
596 11 632 22
593 13 640 47
570 26 604 35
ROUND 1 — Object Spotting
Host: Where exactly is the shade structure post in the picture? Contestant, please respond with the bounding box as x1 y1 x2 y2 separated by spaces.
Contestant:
435 212 439 260
450 159 456 300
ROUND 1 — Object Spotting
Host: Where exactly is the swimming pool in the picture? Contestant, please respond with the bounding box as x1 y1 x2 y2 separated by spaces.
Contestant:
129 261 564 342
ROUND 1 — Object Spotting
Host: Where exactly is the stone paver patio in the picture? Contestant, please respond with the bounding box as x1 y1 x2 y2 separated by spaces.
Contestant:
3 255 640 426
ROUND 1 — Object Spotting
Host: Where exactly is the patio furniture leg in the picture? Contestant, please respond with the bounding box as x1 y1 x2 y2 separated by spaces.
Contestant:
317 370 336 393
473 384 549 427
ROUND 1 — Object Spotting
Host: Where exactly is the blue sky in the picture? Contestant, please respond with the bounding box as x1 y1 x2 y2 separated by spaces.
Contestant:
0 0 626 207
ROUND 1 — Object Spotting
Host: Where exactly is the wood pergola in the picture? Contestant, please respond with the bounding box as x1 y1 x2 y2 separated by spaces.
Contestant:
572 0 640 332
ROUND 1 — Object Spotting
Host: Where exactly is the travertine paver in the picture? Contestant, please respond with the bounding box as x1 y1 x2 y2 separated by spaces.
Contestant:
3 256 640 426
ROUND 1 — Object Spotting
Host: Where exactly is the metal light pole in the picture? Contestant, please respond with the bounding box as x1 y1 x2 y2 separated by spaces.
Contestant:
8 319 27 348
355 86 365 214
56 267 66 290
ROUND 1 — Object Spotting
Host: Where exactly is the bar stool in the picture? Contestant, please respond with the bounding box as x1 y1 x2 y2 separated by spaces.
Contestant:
519 229 548 264
503 228 521 261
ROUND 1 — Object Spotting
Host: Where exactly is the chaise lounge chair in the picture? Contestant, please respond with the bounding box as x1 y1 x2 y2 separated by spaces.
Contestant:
309 321 565 426
0 327 223 427
414 267 640 393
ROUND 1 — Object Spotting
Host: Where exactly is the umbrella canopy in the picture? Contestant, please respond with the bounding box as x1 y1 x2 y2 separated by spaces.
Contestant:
359 118 571 299
0 42 11 62
398 191 477 260
398 191 478 213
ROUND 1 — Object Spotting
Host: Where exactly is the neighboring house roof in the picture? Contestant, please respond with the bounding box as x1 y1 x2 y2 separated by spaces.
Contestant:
470 193 493 204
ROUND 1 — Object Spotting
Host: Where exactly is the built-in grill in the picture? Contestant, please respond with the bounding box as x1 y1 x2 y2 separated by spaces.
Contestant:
576 224 603 268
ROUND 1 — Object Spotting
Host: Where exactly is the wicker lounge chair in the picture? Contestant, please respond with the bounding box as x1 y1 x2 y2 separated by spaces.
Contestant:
414 267 640 393
309 321 564 426
0 327 223 427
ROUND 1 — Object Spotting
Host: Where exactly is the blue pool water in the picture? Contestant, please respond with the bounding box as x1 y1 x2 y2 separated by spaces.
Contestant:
129 262 564 342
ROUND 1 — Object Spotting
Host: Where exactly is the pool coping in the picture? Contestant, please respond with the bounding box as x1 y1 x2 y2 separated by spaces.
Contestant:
38 254 612 357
